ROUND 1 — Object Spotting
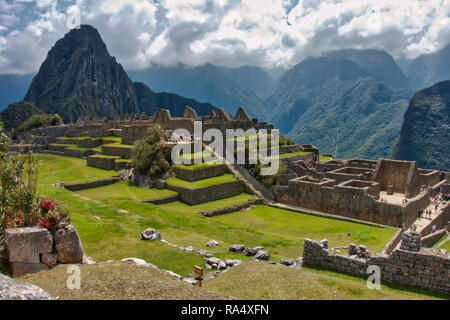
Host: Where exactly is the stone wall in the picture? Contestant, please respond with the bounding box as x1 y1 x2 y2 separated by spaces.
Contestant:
166 180 244 205
198 198 262 217
31 125 70 138
87 155 120 170
62 178 119 191
101 145 134 159
173 164 228 182
303 237 450 294
371 159 420 197
4 225 84 278
121 125 149 145
421 229 447 248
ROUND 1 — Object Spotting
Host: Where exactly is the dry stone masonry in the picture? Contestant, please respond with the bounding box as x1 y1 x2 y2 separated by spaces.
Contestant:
303 232 450 294
4 225 84 278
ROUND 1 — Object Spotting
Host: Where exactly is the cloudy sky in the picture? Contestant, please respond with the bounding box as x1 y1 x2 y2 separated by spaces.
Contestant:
1 0 450 75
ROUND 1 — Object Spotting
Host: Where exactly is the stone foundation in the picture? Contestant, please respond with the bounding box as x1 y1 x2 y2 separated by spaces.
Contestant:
166 180 244 205
303 234 450 294
173 164 228 182
4 225 84 278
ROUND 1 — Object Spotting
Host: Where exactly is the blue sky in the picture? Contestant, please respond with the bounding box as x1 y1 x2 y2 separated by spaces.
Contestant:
1 0 450 75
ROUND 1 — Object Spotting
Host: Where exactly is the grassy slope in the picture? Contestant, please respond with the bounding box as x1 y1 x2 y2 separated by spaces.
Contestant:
36 155 396 278
75 182 177 202
204 261 449 300
166 174 238 189
19 262 230 300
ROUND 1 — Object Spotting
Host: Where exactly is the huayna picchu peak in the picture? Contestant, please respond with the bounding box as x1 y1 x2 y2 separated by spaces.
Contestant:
23 25 216 123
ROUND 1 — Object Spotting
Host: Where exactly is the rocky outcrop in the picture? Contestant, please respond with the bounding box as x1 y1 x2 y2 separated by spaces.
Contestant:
0 274 52 300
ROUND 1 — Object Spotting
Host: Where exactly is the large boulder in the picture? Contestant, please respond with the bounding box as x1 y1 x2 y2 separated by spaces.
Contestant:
5 227 53 264
0 274 52 300
229 244 245 253
54 224 84 263
206 240 219 247
141 228 161 241
254 251 270 261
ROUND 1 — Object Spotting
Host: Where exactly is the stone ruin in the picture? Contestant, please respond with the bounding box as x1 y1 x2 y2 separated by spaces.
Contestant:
4 224 84 278
274 157 450 228
303 233 450 294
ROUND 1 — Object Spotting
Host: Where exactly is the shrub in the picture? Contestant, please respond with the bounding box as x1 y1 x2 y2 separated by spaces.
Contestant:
132 126 172 178
254 161 287 187
14 113 63 138
0 130 69 267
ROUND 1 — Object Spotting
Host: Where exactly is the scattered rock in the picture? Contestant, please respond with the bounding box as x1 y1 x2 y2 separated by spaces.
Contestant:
41 253 57 267
82 254 96 265
206 240 219 247
254 250 270 261
53 224 84 263
225 259 241 267
206 257 222 266
205 253 213 258
245 247 258 256
218 261 227 270
121 258 148 266
229 244 245 253
141 228 161 241
280 259 295 266
0 274 52 300
320 239 328 249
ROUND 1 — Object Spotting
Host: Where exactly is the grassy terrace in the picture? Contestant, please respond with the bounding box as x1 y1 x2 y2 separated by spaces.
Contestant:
165 174 238 189
180 151 212 160
173 161 223 170
76 182 177 202
57 136 122 142
89 154 121 159
103 143 134 148
33 153 442 301
50 143 102 152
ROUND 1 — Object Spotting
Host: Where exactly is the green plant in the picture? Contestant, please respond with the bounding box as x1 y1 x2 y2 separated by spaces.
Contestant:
254 161 287 187
131 126 172 178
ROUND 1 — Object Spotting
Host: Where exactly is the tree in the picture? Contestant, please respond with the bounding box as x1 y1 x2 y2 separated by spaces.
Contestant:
131 126 172 178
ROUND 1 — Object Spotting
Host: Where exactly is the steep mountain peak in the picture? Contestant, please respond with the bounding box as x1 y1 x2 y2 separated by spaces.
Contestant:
23 25 215 122
392 80 450 171
325 48 408 88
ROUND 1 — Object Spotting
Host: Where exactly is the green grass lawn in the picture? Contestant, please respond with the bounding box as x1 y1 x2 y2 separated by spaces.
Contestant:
37 154 120 184
103 143 134 148
34 154 404 295
75 182 177 202
173 161 223 169
165 173 238 189
204 261 449 300
57 136 122 142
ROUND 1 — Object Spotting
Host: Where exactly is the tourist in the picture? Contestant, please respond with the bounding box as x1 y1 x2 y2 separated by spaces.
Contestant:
418 210 422 220
432 224 437 233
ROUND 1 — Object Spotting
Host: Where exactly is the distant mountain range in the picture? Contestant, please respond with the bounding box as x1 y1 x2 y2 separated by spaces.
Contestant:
129 64 272 120
0 24 449 169
264 56 415 159
392 80 450 171
405 43 450 89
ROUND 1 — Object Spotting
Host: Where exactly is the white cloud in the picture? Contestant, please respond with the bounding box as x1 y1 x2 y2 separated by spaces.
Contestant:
0 0 450 74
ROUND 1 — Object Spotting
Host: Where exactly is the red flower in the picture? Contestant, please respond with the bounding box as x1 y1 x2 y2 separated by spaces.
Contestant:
40 199 56 213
